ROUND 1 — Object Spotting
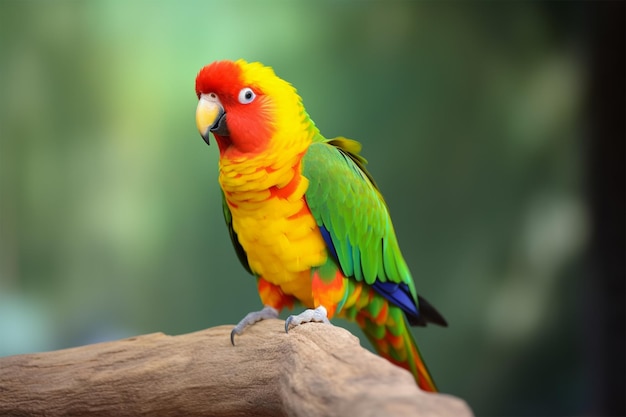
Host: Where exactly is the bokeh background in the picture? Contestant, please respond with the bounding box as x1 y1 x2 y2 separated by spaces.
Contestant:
1 2 623 416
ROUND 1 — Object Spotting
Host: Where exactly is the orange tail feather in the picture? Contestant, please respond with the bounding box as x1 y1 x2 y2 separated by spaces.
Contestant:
360 305 438 392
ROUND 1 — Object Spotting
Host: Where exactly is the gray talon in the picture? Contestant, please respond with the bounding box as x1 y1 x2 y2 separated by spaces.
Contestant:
285 316 293 333
230 306 279 344
285 306 330 333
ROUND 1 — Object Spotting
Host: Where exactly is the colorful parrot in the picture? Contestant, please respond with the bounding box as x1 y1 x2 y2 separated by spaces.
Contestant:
194 59 447 392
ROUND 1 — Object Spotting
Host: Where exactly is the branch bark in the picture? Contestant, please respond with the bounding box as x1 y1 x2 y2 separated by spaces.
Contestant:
0 319 472 417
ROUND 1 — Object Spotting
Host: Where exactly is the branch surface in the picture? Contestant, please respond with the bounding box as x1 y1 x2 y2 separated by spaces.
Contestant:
0 319 472 417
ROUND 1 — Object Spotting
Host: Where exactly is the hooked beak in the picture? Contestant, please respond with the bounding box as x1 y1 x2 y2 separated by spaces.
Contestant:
196 93 229 145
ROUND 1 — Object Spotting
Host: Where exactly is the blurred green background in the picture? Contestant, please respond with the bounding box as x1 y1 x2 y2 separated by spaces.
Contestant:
0 2 621 416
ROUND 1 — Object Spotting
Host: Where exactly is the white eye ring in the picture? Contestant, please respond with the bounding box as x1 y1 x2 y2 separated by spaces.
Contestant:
238 87 256 104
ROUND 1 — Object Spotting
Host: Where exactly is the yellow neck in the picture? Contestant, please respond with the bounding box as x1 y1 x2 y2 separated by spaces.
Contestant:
218 117 316 201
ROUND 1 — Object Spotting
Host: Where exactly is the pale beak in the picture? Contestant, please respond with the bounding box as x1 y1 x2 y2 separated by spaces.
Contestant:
196 93 229 145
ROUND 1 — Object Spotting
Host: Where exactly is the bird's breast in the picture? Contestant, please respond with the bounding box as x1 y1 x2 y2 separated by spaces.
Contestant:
219 153 327 305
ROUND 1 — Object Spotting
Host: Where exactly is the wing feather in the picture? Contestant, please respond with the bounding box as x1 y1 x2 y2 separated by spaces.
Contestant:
221 191 253 275
303 138 417 300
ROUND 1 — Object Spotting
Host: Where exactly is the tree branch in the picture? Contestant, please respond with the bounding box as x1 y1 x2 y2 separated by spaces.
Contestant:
0 319 472 417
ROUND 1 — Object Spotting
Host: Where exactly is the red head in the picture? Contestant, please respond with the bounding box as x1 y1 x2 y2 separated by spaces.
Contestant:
195 59 303 157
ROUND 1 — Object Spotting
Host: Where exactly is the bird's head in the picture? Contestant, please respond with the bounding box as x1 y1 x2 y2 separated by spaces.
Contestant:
195 59 312 157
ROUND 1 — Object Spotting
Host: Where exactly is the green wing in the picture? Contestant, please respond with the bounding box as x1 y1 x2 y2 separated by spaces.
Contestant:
302 137 416 295
221 191 253 275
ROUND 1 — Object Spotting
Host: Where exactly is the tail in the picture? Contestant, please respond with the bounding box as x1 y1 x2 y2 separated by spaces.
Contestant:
358 302 439 392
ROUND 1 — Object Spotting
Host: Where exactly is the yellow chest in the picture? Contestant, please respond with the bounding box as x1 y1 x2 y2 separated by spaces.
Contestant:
219 152 327 305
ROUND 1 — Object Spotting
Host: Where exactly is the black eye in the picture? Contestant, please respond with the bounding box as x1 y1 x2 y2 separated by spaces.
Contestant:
238 87 256 104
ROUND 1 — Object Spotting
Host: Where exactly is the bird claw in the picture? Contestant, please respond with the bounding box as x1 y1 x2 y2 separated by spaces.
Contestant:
285 306 330 333
231 306 279 345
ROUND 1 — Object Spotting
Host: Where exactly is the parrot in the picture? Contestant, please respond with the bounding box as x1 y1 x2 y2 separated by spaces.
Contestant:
194 59 447 392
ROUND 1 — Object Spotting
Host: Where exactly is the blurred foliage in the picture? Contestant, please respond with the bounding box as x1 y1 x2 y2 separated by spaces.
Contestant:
0 2 592 416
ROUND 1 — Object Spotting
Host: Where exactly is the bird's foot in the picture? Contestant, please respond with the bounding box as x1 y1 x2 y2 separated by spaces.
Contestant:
285 306 330 333
231 306 279 345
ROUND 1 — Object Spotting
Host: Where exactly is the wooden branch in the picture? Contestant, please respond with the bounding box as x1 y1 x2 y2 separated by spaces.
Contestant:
0 319 472 417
